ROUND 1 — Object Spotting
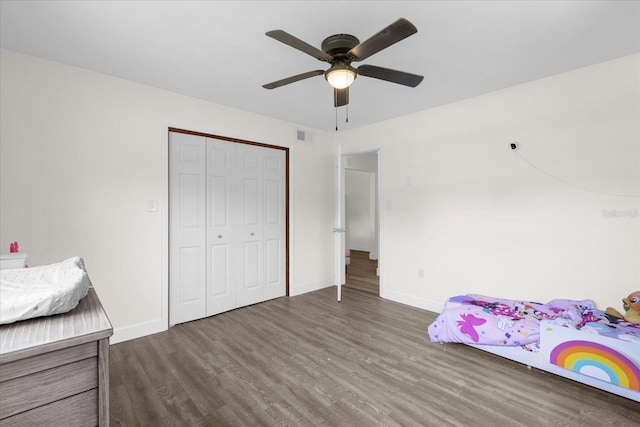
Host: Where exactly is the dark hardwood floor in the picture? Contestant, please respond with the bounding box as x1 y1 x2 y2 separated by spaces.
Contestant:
345 250 379 295
110 287 640 426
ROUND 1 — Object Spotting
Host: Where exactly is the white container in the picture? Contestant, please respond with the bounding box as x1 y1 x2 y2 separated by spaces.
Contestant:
0 253 28 270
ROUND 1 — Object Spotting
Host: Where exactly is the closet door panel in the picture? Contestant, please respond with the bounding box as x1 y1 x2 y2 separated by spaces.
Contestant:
236 145 265 307
169 133 207 325
265 238 281 285
242 241 260 288
206 139 237 316
263 150 287 300
178 247 202 302
242 178 260 227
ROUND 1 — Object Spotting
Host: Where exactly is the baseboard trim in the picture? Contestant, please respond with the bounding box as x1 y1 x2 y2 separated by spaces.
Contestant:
110 319 166 345
380 288 443 314
289 279 334 297
109 285 437 344
110 280 334 344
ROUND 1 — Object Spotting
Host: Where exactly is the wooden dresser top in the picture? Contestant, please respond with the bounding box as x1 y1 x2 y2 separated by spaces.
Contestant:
0 288 112 363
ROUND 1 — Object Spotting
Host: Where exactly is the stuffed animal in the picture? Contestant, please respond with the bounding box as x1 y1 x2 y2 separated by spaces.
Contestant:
605 291 640 324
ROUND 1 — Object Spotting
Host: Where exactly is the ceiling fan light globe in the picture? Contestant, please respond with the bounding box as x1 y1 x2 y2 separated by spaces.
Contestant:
325 67 356 89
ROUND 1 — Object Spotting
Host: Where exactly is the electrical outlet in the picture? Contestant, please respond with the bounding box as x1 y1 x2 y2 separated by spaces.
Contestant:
418 268 424 278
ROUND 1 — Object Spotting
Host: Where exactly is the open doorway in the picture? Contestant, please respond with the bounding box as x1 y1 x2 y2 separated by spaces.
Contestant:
343 151 379 295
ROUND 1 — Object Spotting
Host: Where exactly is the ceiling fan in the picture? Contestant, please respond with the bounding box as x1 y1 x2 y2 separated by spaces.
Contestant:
262 18 424 112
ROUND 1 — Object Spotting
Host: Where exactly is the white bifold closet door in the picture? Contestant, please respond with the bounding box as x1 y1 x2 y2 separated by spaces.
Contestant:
170 133 207 324
170 132 286 325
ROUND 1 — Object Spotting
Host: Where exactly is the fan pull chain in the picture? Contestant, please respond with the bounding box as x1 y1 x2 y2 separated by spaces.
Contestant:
334 106 350 131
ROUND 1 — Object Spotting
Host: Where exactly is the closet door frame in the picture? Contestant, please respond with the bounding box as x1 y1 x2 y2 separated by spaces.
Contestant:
168 127 290 326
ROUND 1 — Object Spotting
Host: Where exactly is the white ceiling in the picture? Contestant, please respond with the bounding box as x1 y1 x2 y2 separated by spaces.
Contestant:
1 1 639 131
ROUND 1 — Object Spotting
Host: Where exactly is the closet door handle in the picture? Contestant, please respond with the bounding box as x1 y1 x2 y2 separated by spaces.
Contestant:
218 235 222 239
250 232 255 236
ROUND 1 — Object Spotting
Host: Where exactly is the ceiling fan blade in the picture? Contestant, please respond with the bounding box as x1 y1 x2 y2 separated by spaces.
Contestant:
357 65 423 87
263 70 325 89
348 18 417 61
266 30 333 62
334 87 349 107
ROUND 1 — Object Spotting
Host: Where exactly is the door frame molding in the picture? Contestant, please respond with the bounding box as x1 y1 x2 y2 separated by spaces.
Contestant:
165 127 290 327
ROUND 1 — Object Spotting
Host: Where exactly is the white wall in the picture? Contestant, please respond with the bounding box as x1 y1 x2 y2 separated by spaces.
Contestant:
0 49 337 341
338 54 640 312
2 48 638 341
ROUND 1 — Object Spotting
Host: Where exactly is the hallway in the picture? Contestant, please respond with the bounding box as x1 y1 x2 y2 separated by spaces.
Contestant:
345 250 379 295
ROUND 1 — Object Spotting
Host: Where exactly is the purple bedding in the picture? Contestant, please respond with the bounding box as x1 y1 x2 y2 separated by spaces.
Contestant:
579 308 640 341
427 294 593 346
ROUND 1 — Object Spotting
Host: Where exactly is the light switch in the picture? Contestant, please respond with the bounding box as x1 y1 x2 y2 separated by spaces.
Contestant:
147 199 158 212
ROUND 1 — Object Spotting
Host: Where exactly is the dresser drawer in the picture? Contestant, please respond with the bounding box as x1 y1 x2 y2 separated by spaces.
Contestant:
0 342 96 382
0 388 98 427
0 357 98 419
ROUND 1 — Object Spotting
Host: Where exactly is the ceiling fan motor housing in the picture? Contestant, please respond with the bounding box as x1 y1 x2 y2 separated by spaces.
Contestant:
321 34 360 60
